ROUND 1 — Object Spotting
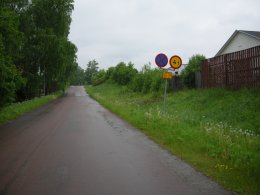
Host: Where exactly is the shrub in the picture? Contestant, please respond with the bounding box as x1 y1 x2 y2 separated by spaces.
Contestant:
180 54 206 89
111 61 137 85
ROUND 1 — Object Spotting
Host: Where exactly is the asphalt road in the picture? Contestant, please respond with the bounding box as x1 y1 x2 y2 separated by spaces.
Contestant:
0 86 232 195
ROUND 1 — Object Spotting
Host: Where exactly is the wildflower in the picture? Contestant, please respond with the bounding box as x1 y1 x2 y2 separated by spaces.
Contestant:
203 116 205 117
220 122 222 123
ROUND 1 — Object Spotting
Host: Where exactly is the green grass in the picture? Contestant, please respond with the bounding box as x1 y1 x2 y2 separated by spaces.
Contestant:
0 91 64 125
85 83 260 195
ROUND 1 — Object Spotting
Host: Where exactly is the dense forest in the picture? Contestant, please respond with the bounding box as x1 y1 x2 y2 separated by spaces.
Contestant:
0 0 78 108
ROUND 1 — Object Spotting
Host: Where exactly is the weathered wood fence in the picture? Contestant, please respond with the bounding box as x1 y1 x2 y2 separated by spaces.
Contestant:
201 45 260 89
169 76 185 92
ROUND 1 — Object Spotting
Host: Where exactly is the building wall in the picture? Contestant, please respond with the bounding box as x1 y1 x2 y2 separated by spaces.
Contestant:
220 33 260 55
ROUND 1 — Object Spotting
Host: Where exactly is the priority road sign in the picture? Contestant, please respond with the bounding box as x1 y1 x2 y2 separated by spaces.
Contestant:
169 55 182 69
155 54 168 67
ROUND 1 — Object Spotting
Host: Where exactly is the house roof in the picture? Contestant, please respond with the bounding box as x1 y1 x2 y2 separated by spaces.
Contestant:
239 30 260 39
215 30 260 56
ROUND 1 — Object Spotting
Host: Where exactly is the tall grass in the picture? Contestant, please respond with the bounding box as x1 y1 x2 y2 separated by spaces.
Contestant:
85 83 260 194
0 92 63 125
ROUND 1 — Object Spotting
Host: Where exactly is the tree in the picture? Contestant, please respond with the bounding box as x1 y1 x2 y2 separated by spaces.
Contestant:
69 66 85 85
1 0 77 102
13 0 77 98
180 54 206 89
85 60 99 84
0 1 26 107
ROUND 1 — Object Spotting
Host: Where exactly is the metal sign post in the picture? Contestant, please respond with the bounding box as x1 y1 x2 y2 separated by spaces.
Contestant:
155 54 182 115
162 71 172 115
163 79 167 115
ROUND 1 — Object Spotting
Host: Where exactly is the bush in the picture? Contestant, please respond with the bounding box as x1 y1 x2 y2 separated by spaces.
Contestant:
111 61 137 85
180 54 206 89
91 69 106 85
128 63 172 93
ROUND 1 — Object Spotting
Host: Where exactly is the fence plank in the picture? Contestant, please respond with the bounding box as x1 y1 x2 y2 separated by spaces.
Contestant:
201 45 260 89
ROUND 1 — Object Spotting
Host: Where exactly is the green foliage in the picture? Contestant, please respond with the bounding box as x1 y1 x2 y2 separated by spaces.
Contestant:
91 69 107 86
128 63 171 93
1 0 78 103
69 66 85 85
106 67 115 80
86 84 260 194
180 54 206 89
0 4 26 108
85 59 99 84
111 61 137 85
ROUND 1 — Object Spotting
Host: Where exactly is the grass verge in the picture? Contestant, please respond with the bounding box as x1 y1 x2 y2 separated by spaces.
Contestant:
85 83 260 195
0 91 64 125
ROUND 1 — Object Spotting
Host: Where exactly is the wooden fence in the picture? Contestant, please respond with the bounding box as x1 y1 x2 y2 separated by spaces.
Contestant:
169 76 185 91
201 45 260 89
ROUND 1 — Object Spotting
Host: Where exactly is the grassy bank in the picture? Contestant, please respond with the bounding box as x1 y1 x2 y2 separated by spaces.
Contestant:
85 83 260 195
0 91 64 125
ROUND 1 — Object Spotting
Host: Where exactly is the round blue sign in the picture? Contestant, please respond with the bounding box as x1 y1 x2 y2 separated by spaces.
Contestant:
155 54 168 67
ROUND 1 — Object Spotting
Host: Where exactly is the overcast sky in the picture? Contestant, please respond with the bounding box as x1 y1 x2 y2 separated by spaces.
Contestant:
68 0 260 72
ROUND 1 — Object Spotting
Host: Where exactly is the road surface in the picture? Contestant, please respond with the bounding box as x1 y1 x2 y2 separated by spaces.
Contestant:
0 86 232 195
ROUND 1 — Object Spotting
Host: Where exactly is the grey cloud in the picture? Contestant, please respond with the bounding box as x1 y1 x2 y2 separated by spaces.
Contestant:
69 0 260 70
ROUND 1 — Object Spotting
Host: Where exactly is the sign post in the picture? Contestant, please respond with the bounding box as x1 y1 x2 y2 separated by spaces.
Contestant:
162 71 172 115
155 54 182 115
163 79 167 115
